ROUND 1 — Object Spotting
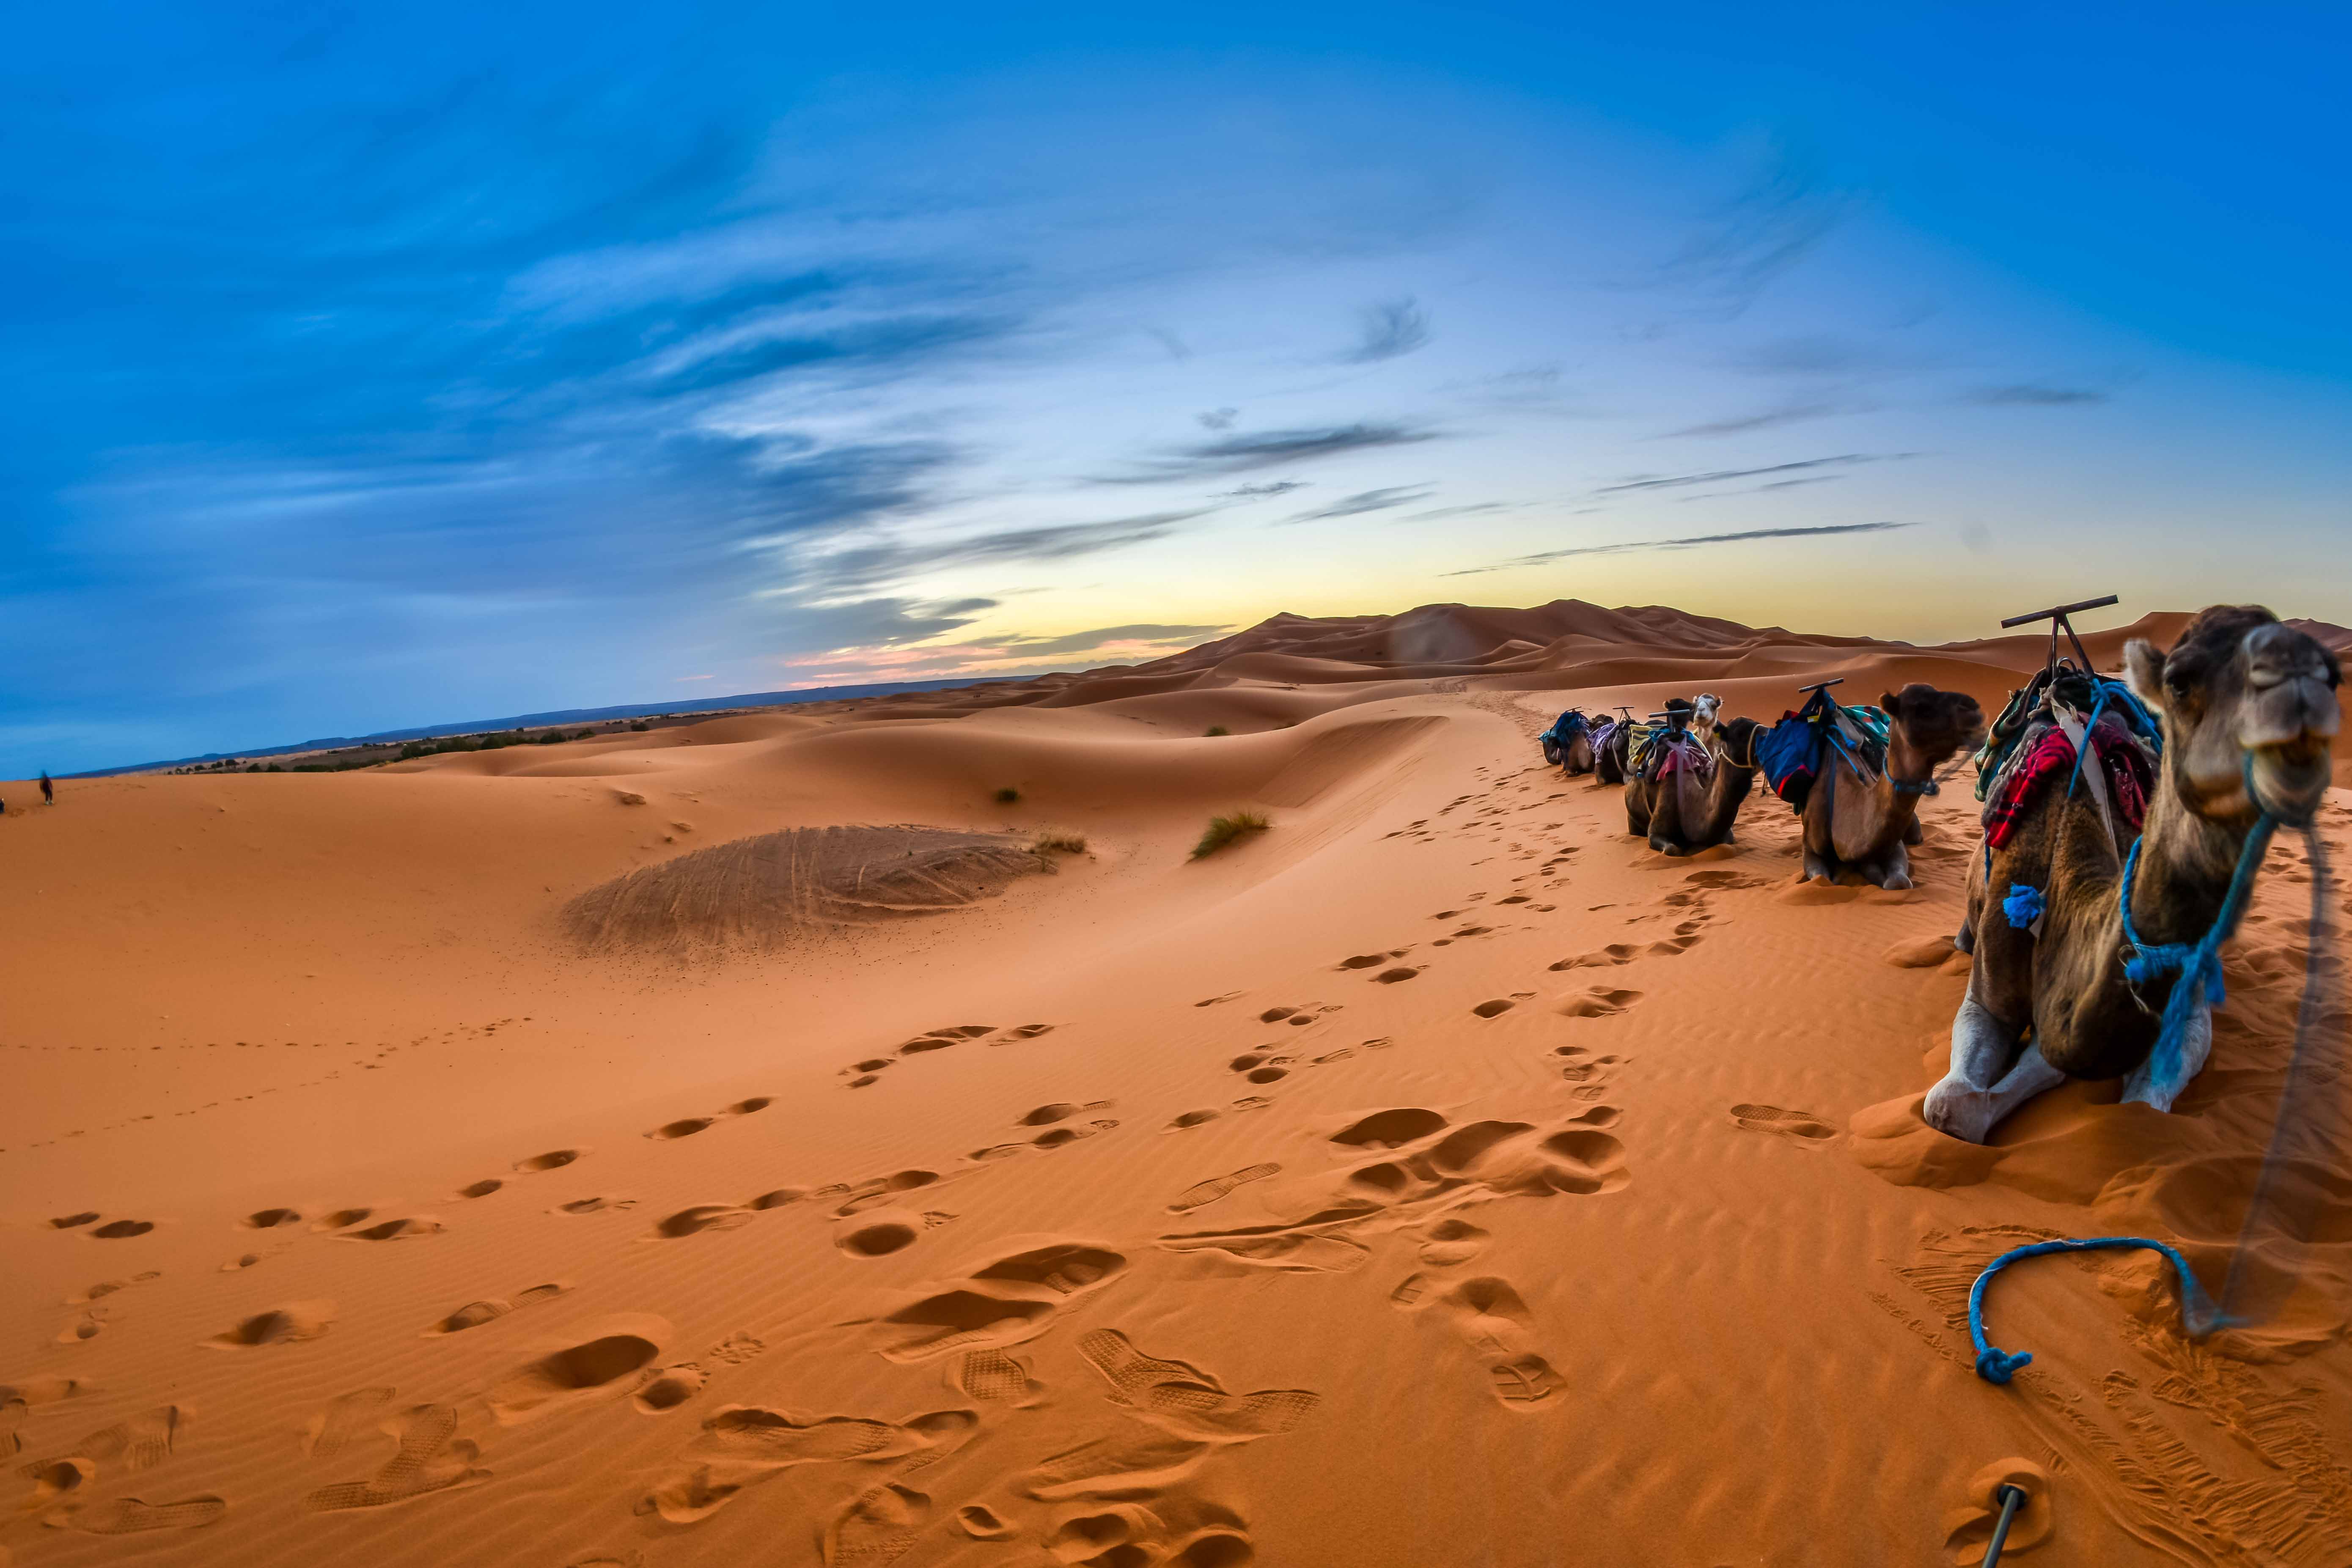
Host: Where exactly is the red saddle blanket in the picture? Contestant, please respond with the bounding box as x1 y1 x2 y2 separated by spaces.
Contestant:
1983 718 2152 849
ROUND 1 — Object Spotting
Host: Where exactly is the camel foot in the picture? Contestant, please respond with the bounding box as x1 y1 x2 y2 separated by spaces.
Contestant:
1924 997 2063 1143
2121 1006 2213 1113
1879 869 1913 891
1650 838 1685 857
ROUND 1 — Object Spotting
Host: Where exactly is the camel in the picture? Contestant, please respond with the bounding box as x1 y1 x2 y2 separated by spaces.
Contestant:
1593 708 1636 785
1923 607 2340 1143
1800 683 1986 889
1624 703 1761 856
1539 709 1596 775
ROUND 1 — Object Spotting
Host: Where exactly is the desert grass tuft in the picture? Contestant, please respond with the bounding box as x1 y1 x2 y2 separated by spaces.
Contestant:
1203 725 1231 737
1191 810 1269 859
1032 831 1089 855
994 787 1021 804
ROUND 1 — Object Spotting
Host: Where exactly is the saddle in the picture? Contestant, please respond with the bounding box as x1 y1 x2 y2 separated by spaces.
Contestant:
1755 688 1890 811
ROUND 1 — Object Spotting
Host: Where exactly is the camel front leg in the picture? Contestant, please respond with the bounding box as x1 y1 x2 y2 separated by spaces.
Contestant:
2119 1006 2213 1113
1875 842 1914 892
1922 995 2066 1143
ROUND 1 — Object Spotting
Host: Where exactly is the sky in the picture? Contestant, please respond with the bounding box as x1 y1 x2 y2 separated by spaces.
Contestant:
5 1 2349 775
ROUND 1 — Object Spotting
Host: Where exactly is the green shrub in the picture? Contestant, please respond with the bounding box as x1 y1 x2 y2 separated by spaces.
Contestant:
1204 725 1230 737
1192 810 1269 858
995 787 1021 804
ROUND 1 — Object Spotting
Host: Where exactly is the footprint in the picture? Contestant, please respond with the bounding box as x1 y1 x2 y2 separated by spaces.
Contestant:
1550 944 1637 970
651 1205 754 1240
873 1292 1057 1362
305 1403 489 1510
242 1207 304 1229
725 1097 773 1115
312 1207 374 1232
515 1149 583 1173
89 1220 155 1239
424 1283 567 1336
956 1349 1045 1405
634 1365 707 1414
1333 1108 1451 1148
1336 954 1388 970
1553 988 1641 1019
1416 1219 1489 1267
490 1325 665 1423
838 1218 921 1258
1258 1006 1300 1023
48 1212 100 1230
1077 1329 1320 1443
1470 999 1516 1018
47 1495 227 1533
649 1118 714 1140
206 1301 335 1348
836 1171 942 1217
1163 1109 1222 1132
343 1217 443 1242
823 1481 930 1565
1728 1104 1840 1144
1374 967 1423 984
746 1189 806 1210
1167 1164 1282 1214
557 1195 633 1214
1441 1278 1563 1411
973 1243 1128 1296
305 1388 396 1458
456 1180 503 1200
1022 1431 1212 1501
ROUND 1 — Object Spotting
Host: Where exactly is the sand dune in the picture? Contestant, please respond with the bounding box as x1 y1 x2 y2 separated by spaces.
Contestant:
4 599 2349 1566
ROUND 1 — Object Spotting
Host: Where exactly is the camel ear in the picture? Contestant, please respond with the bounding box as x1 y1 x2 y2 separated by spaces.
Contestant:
1878 690 1898 713
2124 638 2165 703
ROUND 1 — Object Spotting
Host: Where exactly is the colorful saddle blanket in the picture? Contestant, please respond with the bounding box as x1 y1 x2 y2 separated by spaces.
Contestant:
1982 715 2154 849
1755 689 1890 810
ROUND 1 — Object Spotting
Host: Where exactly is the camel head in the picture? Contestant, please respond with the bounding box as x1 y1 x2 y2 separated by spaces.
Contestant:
1708 714 1761 771
2125 605 2341 825
1877 683 1986 779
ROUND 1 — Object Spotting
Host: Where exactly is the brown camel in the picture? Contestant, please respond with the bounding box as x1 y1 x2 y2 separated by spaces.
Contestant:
1924 607 2340 1142
1800 684 1986 889
1624 707 1760 856
1594 719 1633 785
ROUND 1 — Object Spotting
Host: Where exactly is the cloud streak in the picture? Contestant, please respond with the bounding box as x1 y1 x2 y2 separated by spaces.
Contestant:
1286 484 1434 522
1093 422 1441 485
1592 453 1900 496
1336 297 1431 363
1442 521 1916 576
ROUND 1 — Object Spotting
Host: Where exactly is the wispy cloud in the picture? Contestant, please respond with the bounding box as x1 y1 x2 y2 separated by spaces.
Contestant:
1197 407 1238 430
1592 453 1901 496
1407 501 1511 520
990 622 1227 657
1614 137 1853 321
1442 521 1916 576
1967 383 2110 406
1656 401 1860 438
1336 297 1431 363
794 513 1205 596
1093 422 1440 484
1673 474 1847 502
1214 480 1310 499
1286 484 1434 523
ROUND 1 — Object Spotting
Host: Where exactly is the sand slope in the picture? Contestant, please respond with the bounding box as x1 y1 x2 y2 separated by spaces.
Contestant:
4 601 2349 1567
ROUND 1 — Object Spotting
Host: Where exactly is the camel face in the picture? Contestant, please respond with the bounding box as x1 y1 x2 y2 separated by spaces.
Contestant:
1878 683 1985 773
2125 606 2340 825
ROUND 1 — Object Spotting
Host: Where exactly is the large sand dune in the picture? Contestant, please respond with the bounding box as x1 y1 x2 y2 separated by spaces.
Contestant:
3 599 2349 1566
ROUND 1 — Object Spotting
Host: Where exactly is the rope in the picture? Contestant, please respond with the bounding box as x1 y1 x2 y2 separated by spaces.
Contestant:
1968 1236 2217 1382
1971 755 2332 1381
2118 755 2297 1092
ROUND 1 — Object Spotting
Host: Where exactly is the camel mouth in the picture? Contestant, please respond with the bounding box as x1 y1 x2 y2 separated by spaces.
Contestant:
2245 737 2334 821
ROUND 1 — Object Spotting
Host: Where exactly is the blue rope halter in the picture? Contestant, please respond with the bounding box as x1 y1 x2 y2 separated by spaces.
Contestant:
2117 755 2289 1093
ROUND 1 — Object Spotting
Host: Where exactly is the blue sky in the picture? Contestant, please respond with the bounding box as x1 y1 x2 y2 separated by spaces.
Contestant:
5 1 2347 774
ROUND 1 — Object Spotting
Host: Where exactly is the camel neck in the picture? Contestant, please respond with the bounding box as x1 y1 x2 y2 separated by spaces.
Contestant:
2124 776 2246 947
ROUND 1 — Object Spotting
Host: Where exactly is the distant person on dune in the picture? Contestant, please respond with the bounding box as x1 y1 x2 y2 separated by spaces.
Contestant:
40 771 54 804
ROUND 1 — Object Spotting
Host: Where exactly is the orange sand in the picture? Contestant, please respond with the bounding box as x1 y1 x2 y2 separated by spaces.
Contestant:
4 600 2349 1566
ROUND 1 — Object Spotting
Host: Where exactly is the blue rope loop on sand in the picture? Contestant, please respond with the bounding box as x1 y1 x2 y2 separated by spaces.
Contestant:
1968 1237 2218 1382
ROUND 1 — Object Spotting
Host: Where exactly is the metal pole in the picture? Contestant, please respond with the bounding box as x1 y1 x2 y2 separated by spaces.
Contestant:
1980 1484 2028 1566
